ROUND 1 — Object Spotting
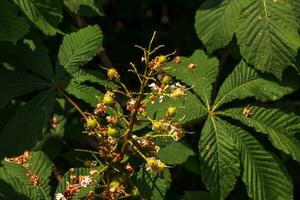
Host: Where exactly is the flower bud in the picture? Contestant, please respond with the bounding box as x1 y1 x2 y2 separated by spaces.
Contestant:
171 89 184 98
107 68 120 80
161 75 171 84
102 91 114 105
157 55 167 63
167 107 176 115
152 120 162 131
109 180 121 192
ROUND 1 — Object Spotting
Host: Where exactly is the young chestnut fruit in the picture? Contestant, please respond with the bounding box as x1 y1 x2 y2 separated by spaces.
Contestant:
86 117 97 129
106 126 120 137
102 91 114 105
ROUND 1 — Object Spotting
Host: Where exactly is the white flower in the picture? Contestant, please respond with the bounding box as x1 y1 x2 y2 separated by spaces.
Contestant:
90 161 97 167
79 175 93 187
158 95 164 103
55 193 66 200
90 169 98 176
148 83 160 92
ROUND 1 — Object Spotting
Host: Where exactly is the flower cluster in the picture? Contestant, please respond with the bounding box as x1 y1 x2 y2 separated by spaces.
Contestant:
55 168 97 200
148 81 188 104
145 157 166 173
75 34 187 199
5 151 42 188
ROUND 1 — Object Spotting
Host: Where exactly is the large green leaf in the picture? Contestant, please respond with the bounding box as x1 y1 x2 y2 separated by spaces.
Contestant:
157 141 195 165
0 90 55 157
236 0 300 79
12 0 63 36
199 116 239 199
195 0 242 53
0 151 52 200
64 0 105 17
222 106 300 162
169 50 219 107
71 69 107 85
57 25 103 75
228 123 293 200
0 1 29 42
0 69 49 107
0 42 54 81
65 81 102 107
146 91 207 125
213 60 295 110
136 168 171 200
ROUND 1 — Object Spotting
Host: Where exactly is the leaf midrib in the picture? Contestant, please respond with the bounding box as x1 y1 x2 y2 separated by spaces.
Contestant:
210 115 222 196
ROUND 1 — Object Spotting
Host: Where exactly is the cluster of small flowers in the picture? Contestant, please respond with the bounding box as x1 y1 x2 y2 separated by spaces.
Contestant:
100 180 127 200
145 157 166 173
152 119 185 141
148 81 187 104
5 151 42 187
5 150 30 167
148 55 168 71
107 68 120 81
26 172 41 187
55 169 97 200
126 99 145 114
132 135 160 154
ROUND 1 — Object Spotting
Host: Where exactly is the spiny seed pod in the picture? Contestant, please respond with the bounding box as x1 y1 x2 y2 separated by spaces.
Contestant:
102 91 114 105
106 126 120 137
86 117 97 129
161 75 171 84
167 107 176 115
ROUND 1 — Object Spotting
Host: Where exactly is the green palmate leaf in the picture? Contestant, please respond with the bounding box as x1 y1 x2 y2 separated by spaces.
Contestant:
64 0 105 17
0 151 52 200
227 123 293 200
170 50 219 107
65 81 102 106
222 106 300 162
199 116 239 199
0 176 34 200
12 0 63 36
57 25 103 75
146 91 207 125
195 0 242 53
0 69 49 107
213 60 295 110
0 1 29 42
0 90 55 158
137 168 171 200
236 0 300 79
71 69 106 85
291 1 300 25
157 141 195 165
0 42 54 81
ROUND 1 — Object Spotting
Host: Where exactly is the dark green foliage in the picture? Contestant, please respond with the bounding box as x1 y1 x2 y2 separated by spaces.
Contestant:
1 0 300 199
